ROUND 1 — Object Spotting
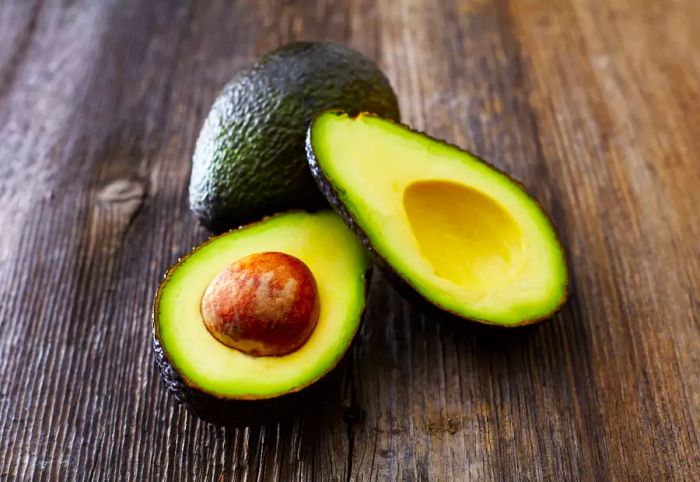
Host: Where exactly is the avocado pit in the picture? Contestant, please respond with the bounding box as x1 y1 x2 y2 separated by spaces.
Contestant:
200 252 320 357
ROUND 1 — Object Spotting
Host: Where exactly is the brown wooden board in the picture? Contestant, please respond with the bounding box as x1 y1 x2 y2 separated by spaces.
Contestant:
0 0 698 480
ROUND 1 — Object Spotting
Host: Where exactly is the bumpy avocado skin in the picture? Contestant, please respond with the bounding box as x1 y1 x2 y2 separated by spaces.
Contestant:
305 112 569 328
189 42 400 232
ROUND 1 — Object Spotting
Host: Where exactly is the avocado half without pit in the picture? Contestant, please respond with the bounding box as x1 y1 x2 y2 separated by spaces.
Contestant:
306 111 568 326
153 211 370 425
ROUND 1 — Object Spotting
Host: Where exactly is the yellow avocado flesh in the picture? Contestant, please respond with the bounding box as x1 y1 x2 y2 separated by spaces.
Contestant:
155 211 369 399
310 113 567 325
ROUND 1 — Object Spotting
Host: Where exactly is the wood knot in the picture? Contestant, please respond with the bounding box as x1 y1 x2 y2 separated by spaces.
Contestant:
98 178 146 205
342 406 365 425
426 416 463 434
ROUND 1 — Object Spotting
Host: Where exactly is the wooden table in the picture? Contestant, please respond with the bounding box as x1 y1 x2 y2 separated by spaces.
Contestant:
1 1 698 480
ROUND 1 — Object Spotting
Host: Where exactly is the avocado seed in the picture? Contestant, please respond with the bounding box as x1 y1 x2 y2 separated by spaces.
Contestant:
200 252 320 356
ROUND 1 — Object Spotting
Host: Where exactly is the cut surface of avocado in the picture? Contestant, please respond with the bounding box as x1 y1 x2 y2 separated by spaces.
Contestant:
307 112 567 326
154 211 369 399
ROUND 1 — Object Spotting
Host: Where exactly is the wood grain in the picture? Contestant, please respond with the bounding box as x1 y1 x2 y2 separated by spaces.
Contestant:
0 0 698 480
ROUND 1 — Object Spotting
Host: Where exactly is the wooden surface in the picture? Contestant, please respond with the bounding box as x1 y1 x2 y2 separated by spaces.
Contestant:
1 0 698 480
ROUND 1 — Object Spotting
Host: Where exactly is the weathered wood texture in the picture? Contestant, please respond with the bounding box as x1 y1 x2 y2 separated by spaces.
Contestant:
1 0 698 480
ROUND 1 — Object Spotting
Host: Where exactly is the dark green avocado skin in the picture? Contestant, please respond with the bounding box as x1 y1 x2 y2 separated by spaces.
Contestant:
189 42 400 232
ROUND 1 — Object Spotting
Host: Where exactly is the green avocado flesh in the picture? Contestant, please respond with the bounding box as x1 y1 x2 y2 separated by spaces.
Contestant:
307 112 568 326
188 42 400 232
154 211 369 399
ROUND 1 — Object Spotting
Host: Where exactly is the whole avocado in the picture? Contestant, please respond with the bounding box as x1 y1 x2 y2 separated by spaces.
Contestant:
189 42 401 231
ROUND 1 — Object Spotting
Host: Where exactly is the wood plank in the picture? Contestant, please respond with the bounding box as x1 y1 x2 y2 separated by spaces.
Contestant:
0 0 698 480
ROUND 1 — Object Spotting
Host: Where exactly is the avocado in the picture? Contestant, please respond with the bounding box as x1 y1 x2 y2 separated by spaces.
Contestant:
153 210 370 425
306 111 568 327
189 42 400 232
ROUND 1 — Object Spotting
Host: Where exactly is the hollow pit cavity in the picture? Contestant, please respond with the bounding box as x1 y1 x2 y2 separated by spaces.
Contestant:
403 180 524 291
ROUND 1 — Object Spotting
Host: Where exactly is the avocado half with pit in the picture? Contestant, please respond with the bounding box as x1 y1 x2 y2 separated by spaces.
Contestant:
153 210 370 425
306 112 568 326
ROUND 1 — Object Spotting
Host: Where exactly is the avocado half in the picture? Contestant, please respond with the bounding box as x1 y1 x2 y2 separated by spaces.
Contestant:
189 42 400 232
306 112 568 327
153 210 370 425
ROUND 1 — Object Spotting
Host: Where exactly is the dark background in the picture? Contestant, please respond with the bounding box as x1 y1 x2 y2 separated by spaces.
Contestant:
1 0 698 480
